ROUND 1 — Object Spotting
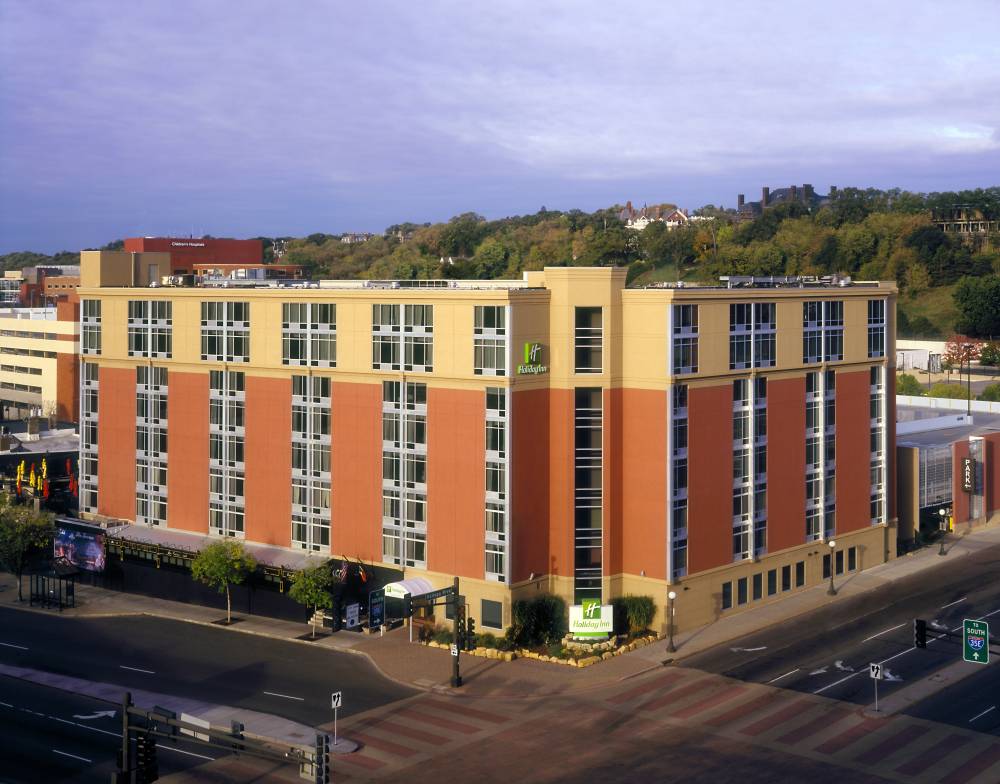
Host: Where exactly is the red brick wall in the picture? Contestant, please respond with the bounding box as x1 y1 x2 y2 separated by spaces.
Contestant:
244 376 292 547
511 389 550 582
426 387 486 579
620 388 667 580
687 383 734 573
97 367 136 520
836 370 872 534
767 376 807 552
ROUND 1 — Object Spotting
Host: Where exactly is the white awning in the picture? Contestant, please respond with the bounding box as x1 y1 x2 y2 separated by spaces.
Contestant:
383 577 434 598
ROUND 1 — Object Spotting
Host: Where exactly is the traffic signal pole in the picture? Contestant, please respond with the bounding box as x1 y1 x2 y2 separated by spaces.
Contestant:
451 576 462 688
119 691 132 782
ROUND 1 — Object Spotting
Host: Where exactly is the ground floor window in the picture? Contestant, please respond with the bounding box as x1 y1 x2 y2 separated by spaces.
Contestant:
481 599 503 629
723 558 808 612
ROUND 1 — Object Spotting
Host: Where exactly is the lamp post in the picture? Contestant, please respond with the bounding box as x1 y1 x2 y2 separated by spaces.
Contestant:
826 540 837 596
938 508 949 556
666 590 677 652
964 344 974 417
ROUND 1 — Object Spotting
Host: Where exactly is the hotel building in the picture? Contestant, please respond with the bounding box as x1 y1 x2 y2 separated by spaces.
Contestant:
78 249 896 633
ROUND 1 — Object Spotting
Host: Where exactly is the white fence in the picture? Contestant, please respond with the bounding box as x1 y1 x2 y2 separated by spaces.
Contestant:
896 395 1000 414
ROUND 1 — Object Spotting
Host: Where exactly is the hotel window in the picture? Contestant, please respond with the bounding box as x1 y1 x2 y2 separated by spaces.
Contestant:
574 307 603 374
672 305 698 375
283 303 336 367
403 304 434 372
474 306 506 376
291 375 332 552
82 299 101 355
670 384 688 579
201 301 250 363
574 387 603 603
753 303 776 368
868 299 886 358
79 360 99 513
870 365 886 524
372 304 401 370
135 366 168 526
382 380 427 568
128 300 172 358
802 301 822 364
824 301 844 362
484 387 509 582
209 371 245 537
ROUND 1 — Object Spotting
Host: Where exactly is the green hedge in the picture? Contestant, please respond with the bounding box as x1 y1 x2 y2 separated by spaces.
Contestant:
507 594 567 647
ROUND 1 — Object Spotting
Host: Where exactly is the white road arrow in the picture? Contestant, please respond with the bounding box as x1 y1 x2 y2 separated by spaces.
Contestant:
930 620 948 630
810 667 828 675
72 710 116 721
883 669 903 683
730 646 768 653
835 660 854 672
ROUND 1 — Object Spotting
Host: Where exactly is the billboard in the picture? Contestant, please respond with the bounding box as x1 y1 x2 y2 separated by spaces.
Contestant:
54 525 106 572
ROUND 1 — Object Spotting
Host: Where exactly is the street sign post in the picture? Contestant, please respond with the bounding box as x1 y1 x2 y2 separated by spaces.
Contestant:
345 603 360 629
331 691 342 746
963 619 990 664
869 662 883 712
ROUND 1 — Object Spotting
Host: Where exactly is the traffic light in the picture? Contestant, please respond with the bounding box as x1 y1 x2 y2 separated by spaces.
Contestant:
914 618 927 649
402 595 413 618
465 617 476 650
134 731 159 784
456 614 466 644
314 732 330 784
231 720 245 751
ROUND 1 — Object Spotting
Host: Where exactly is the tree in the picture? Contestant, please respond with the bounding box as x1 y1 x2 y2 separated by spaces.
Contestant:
289 563 336 638
954 275 1000 338
190 540 257 624
980 342 1000 368
0 498 55 601
896 373 925 396
943 335 981 371
979 383 1000 402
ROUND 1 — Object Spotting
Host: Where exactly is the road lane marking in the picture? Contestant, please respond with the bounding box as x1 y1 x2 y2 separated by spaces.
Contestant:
158 744 215 760
0 642 28 650
813 647 913 694
52 749 92 763
862 623 906 642
262 691 304 701
767 669 800 684
0 701 12 708
969 706 996 723
119 665 155 674
49 716 118 737
940 597 967 609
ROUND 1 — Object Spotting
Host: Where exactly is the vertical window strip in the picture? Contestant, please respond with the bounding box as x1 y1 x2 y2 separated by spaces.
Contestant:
381 380 427 568
290 375 332 551
484 386 509 582
209 371 246 537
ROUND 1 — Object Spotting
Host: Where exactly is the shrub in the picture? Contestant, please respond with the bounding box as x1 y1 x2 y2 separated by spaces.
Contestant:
895 373 925 396
612 595 656 636
546 641 564 658
980 342 1000 368
432 627 453 645
507 593 567 647
929 382 971 400
980 383 1000 402
475 632 498 649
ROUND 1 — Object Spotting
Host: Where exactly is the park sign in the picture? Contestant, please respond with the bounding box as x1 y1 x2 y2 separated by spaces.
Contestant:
517 342 548 375
962 458 975 492
963 619 989 664
569 599 614 638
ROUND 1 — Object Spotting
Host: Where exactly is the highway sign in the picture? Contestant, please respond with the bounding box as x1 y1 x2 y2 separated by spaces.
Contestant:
869 662 883 680
963 619 990 664
331 691 342 709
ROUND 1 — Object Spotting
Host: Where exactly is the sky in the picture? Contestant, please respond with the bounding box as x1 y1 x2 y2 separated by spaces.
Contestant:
1 0 998 254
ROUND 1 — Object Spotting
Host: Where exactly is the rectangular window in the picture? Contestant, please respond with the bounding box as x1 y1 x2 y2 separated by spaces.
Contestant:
795 561 805 587
781 564 791 591
721 582 733 610
201 301 249 362
835 549 845 575
82 299 102 355
737 577 748 606
672 305 698 375
823 553 831 579
767 569 777 596
283 303 336 367
752 573 763 600
574 307 603 373
867 299 886 358
482 599 503 629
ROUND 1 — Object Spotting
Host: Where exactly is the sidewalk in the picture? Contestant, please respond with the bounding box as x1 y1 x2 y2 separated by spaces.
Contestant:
3 521 1000 697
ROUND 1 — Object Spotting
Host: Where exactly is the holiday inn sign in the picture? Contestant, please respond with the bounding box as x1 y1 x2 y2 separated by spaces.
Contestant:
569 599 614 638
517 342 548 375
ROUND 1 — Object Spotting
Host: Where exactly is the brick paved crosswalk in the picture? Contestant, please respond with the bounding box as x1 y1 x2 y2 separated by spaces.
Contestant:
330 667 1000 782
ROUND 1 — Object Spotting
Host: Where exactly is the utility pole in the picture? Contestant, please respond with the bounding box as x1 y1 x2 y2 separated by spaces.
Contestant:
118 691 132 783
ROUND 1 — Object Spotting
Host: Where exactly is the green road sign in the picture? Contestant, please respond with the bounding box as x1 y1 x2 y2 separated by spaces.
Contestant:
963 619 989 664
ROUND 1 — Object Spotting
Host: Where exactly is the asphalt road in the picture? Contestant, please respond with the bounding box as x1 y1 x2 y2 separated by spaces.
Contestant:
0 675 227 784
0 608 415 727
681 541 1000 734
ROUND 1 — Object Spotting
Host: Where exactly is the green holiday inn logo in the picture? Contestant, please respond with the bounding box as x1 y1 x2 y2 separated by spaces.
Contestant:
582 599 601 619
517 342 548 375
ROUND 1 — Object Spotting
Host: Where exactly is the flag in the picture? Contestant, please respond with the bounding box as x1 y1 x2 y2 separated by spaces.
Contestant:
337 561 348 581
15 479 21 496
41 458 47 479
29 467 35 486
356 560 368 584
43 479 49 499
66 458 71 475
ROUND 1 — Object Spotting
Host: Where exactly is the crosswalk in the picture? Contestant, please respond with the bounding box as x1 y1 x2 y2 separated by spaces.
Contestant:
329 668 1000 782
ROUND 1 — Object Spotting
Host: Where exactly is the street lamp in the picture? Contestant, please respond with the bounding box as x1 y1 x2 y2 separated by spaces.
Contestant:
938 507 951 555
963 344 974 417
666 590 677 653
826 540 837 596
